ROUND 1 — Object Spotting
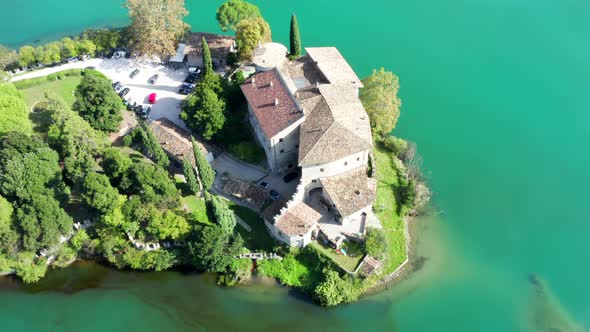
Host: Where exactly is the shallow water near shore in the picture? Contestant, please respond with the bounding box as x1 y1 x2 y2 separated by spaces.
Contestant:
1 0 590 331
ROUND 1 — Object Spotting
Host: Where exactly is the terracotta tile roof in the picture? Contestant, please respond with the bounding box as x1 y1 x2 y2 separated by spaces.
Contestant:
305 47 364 89
185 32 235 59
320 167 376 217
149 118 195 166
298 84 372 166
240 68 304 138
274 202 321 237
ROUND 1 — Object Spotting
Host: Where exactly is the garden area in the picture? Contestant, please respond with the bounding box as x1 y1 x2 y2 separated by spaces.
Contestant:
373 144 408 274
228 202 276 251
311 240 365 272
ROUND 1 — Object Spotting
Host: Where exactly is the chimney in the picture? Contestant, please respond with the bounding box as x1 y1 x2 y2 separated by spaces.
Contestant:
252 77 256 85
269 81 274 88
274 98 279 106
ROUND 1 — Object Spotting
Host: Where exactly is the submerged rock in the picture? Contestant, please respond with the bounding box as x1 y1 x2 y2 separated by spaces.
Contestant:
527 274 584 332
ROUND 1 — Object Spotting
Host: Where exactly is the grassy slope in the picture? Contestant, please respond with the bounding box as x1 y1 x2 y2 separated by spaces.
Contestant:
228 202 277 251
311 242 364 272
373 145 407 274
19 76 82 108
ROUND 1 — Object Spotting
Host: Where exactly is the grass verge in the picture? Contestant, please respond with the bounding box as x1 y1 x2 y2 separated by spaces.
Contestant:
373 144 407 275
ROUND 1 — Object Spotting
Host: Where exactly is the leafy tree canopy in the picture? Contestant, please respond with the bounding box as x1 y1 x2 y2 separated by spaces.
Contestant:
73 73 123 132
0 83 32 137
125 0 189 57
82 172 120 215
235 17 272 60
181 86 226 140
289 14 301 58
216 0 262 32
190 225 243 272
0 45 17 70
359 68 402 137
364 227 388 259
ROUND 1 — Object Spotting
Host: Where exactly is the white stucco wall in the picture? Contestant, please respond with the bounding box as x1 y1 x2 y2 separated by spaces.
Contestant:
264 219 313 248
301 149 370 186
247 104 304 174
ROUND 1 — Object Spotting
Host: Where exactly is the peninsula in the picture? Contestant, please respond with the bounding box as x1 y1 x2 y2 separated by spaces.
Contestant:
0 0 429 306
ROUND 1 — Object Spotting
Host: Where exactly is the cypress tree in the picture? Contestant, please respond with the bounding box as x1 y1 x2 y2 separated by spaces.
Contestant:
191 137 215 190
182 157 200 195
202 37 213 77
289 14 301 58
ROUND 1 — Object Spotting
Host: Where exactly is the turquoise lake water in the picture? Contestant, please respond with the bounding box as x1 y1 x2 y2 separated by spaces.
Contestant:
1 1 589 331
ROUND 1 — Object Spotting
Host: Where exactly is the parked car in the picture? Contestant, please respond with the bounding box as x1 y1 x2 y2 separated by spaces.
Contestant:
66 57 78 63
258 181 270 189
112 81 122 91
140 106 151 119
148 74 159 84
79 54 90 61
178 88 191 95
269 190 280 200
85 66 96 70
112 51 126 59
283 172 299 183
134 104 143 115
148 93 157 104
127 101 137 111
130 69 140 78
181 83 195 89
188 66 201 74
119 87 130 98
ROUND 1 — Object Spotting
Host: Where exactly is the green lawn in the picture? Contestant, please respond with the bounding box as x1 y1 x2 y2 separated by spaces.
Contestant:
228 202 277 251
173 175 213 226
19 76 82 108
373 145 407 274
311 241 364 272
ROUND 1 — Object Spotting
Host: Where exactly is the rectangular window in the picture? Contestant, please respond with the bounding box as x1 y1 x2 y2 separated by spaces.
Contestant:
280 149 285 153
356 157 360 161
279 138 284 143
312 179 317 183
320 168 325 172
344 162 348 166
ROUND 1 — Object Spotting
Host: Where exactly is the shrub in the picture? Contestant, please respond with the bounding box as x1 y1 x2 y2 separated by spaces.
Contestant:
382 135 408 159
364 228 388 260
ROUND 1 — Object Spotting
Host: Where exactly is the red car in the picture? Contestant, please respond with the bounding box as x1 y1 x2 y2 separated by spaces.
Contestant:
148 93 157 104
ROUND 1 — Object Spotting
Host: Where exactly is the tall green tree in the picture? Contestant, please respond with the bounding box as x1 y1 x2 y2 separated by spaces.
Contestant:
77 39 97 56
216 0 262 32
190 225 243 272
73 73 123 132
182 157 200 195
17 46 36 67
191 137 215 190
359 68 402 137
135 124 170 168
201 37 213 77
235 17 272 60
206 193 236 234
289 14 301 59
0 83 32 137
125 0 189 57
364 228 388 259
81 172 120 215
181 86 226 140
101 147 132 182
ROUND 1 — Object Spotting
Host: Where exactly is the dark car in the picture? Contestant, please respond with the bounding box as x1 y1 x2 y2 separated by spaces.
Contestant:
139 106 151 119
282 172 299 183
148 74 159 84
130 69 140 78
119 87 130 98
133 104 143 115
178 88 191 95
258 181 270 189
85 66 96 70
269 190 280 200
127 101 137 111
181 83 195 89
112 81 122 90
184 76 198 84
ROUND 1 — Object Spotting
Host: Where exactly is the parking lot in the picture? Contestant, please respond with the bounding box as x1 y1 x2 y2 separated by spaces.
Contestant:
94 58 190 129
